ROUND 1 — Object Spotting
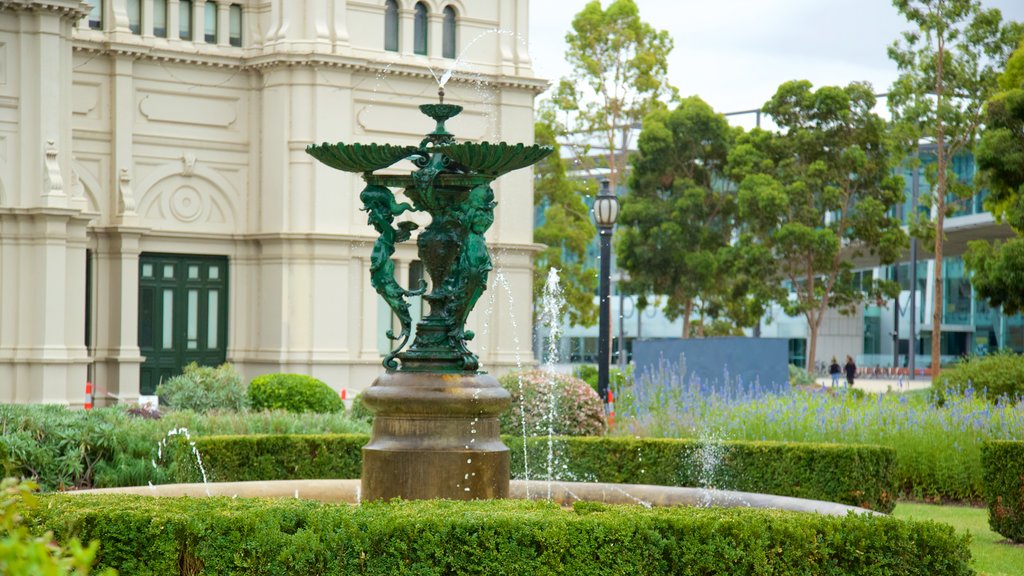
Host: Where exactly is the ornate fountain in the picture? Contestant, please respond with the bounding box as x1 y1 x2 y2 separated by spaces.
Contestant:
306 89 551 501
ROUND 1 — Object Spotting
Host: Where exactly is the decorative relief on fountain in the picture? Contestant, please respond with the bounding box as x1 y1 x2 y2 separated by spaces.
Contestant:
307 89 552 373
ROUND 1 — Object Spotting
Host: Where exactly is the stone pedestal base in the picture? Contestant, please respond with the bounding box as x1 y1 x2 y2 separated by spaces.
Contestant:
361 371 511 501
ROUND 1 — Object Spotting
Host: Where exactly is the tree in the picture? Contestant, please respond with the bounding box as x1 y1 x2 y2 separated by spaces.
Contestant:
727 80 907 371
617 96 770 336
887 0 1023 377
552 0 675 194
965 41 1024 314
533 105 598 327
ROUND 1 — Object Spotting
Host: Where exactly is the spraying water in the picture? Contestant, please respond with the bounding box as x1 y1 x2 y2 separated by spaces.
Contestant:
153 428 210 497
539 268 564 499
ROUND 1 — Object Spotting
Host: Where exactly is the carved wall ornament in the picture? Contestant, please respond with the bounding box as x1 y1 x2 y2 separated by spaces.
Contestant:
181 153 197 176
118 168 137 215
43 139 64 197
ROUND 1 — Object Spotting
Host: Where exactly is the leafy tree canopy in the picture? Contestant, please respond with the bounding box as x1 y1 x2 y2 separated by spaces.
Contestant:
551 0 675 192
533 105 598 327
966 40 1024 313
617 96 769 336
727 80 907 370
888 0 1023 374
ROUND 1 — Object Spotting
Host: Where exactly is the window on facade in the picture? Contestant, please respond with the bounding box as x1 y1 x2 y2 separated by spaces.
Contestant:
204 1 217 43
384 0 399 52
85 0 102 30
414 2 428 55
443 6 456 59
153 0 168 37
127 0 142 34
229 4 243 47
180 0 193 40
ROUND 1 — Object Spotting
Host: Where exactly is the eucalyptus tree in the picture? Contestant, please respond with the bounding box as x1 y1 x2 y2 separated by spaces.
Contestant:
533 106 598 327
727 81 907 371
888 0 1023 376
551 0 675 194
966 41 1024 314
616 96 770 337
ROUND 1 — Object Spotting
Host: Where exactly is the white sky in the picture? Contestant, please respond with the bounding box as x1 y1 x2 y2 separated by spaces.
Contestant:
527 0 1024 129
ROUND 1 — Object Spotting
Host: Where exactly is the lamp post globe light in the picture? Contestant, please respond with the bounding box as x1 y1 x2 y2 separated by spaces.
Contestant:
594 179 619 416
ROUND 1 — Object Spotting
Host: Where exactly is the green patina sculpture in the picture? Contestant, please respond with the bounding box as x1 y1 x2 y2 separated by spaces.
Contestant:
307 90 552 372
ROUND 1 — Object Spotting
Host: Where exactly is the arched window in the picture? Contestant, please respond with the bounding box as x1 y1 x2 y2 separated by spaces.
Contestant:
384 0 399 52
442 6 456 59
153 0 168 38
180 0 193 40
84 0 102 30
204 0 217 43
413 2 428 55
127 0 142 34
229 4 243 47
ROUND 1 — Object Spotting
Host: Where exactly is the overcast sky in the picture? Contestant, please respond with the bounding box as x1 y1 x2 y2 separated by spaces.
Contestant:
527 0 1024 129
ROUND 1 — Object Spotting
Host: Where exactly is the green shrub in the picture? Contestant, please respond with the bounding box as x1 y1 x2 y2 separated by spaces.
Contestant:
248 373 344 413
788 364 816 386
348 391 373 424
167 434 366 483
574 364 631 393
26 494 972 575
507 436 897 512
0 478 114 575
981 440 1024 543
0 405 369 490
936 350 1024 401
156 362 248 413
499 370 606 436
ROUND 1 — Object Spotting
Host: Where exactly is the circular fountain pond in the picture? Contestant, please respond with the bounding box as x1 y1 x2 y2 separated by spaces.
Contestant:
77 479 878 517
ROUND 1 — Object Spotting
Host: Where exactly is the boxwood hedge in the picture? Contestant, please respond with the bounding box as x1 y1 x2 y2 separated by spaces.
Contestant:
169 434 895 512
981 440 1024 542
25 495 971 576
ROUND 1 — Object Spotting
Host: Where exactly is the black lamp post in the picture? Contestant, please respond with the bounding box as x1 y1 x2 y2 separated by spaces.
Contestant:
594 178 619 414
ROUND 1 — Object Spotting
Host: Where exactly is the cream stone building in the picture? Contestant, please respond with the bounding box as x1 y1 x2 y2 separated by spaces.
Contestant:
0 0 543 406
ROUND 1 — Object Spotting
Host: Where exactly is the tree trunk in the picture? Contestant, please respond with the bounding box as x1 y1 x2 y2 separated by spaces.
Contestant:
806 313 819 373
681 299 693 339
931 37 946 382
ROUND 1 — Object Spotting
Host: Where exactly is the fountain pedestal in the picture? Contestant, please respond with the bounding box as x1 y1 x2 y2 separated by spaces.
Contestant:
361 372 510 500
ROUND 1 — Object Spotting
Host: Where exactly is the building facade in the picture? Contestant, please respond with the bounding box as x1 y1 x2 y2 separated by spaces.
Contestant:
1 0 543 406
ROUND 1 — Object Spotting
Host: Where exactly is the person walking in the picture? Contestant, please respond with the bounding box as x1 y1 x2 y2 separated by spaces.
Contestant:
829 357 841 388
844 355 857 388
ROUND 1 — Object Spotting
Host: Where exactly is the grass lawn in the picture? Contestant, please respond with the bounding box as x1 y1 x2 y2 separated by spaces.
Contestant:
893 502 1024 576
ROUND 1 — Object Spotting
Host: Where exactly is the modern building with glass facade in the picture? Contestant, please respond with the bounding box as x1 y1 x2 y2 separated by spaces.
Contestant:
543 145 1021 373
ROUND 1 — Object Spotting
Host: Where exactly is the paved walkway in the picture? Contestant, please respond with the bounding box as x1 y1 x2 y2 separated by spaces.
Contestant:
812 377 933 394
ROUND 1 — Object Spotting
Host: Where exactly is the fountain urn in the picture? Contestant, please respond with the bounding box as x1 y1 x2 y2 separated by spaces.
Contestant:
306 91 552 501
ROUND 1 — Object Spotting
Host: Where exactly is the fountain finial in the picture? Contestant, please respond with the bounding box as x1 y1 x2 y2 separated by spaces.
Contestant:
438 86 445 104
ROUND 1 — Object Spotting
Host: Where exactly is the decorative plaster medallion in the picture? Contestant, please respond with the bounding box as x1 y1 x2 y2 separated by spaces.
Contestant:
169 185 203 222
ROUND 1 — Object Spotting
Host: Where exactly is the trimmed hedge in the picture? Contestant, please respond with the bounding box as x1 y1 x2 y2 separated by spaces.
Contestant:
981 440 1024 542
508 436 896 513
168 434 366 483
169 434 895 512
248 373 344 414
27 495 971 576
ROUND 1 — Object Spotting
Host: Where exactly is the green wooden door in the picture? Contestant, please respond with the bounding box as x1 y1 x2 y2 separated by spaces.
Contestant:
139 254 228 395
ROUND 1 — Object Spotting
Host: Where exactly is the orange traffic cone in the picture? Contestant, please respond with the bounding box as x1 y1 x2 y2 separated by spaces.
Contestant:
84 381 93 411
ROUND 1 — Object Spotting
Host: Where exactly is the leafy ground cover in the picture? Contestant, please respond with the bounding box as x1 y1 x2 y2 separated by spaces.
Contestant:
893 502 1024 576
613 363 1024 501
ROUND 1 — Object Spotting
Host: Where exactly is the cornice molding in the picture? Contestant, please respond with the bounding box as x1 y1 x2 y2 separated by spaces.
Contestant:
72 40 550 94
0 0 89 19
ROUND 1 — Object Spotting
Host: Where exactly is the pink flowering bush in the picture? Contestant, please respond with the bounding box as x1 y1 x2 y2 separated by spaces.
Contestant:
499 370 606 437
